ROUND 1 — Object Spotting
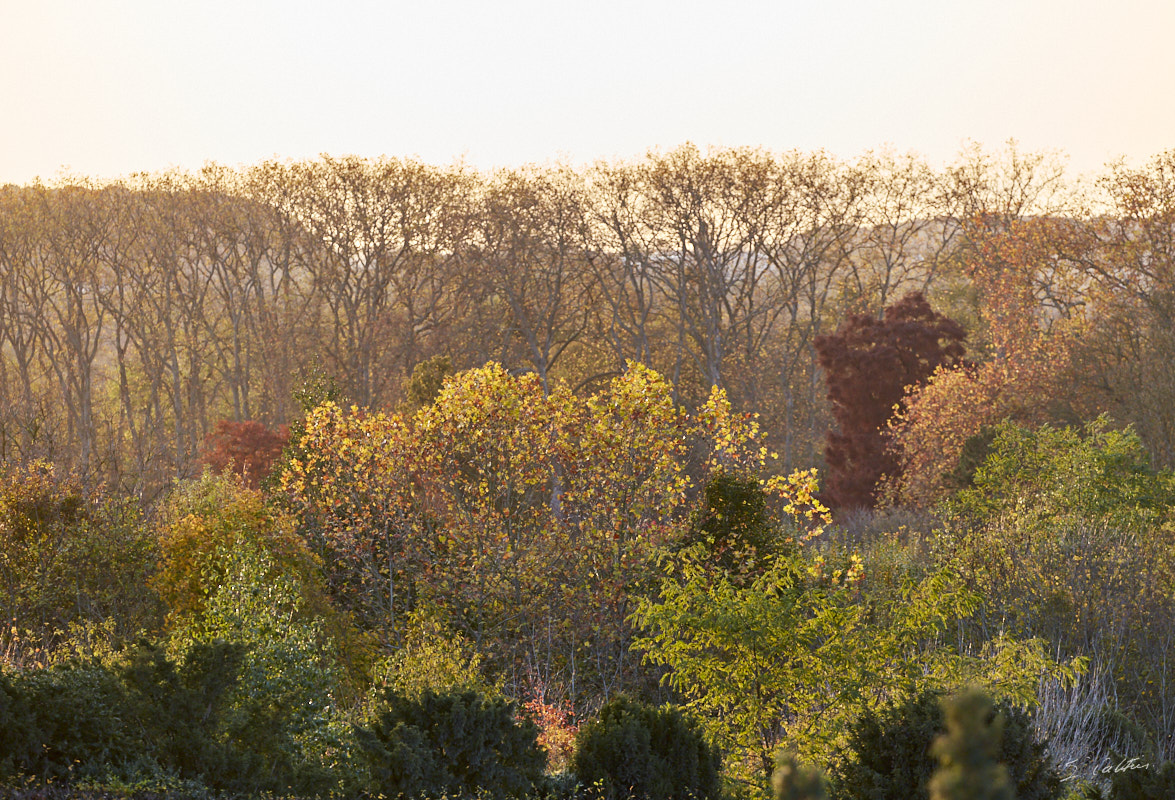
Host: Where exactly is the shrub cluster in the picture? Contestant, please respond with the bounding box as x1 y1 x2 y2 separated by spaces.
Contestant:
830 689 1062 800
1088 759 1175 799
0 641 346 795
3 662 554 798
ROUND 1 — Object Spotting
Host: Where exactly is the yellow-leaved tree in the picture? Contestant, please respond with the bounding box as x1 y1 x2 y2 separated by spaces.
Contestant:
281 361 792 705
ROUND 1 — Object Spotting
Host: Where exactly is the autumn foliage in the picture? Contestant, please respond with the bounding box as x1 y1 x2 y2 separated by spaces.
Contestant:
152 471 325 626
280 361 813 700
815 292 966 508
8 146 1175 798
199 419 289 489
889 217 1080 505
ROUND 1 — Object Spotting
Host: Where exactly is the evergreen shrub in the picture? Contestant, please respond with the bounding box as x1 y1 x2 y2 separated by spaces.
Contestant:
1093 758 1175 799
572 696 722 800
357 687 545 799
773 751 829 800
0 669 38 779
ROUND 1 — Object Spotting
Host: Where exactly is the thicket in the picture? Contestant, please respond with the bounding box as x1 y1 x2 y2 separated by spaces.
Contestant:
0 462 161 658
1084 759 1175 800
2 308 1175 799
936 420 1175 766
0 642 338 795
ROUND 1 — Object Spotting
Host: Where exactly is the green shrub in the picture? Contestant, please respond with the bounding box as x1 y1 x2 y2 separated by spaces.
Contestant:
2 636 358 797
375 602 495 700
831 689 1062 800
117 639 252 790
938 419 1175 762
945 418 1173 532
0 669 39 778
2 651 231 786
13 660 134 781
572 696 722 800
680 470 784 584
357 687 545 799
168 541 353 796
0 461 162 654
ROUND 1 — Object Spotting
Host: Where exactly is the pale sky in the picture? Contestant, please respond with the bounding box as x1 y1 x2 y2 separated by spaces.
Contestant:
2 0 1173 184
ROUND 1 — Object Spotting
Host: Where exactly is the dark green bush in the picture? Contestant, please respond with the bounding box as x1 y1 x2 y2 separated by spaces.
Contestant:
118 640 259 791
357 687 546 799
572 696 722 800
13 660 134 781
831 689 1062 800
0 669 39 779
2 640 341 796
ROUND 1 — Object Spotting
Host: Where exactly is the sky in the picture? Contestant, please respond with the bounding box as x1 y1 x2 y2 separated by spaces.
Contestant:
2 0 1173 184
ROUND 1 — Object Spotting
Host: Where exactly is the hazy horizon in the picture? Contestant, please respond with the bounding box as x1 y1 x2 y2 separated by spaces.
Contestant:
2 0 1173 184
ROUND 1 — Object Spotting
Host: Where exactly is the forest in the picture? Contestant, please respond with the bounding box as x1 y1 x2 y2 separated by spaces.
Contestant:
1 143 1174 799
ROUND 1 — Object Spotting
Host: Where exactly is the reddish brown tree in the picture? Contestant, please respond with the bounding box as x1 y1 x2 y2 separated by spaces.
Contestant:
199 419 289 489
815 292 966 508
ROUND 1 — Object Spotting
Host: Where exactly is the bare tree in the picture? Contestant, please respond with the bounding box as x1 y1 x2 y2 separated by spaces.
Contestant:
0 186 60 462
846 150 959 311
588 161 663 369
475 166 598 394
1071 151 1175 465
273 156 474 408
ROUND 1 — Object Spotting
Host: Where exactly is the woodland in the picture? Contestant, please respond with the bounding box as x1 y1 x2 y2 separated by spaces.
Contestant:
1 143 1175 799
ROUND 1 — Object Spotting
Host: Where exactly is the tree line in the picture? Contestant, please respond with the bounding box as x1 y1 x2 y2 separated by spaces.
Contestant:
5 143 1174 498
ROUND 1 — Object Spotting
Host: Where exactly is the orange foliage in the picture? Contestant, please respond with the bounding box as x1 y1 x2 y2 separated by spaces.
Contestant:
522 686 579 774
888 216 1081 505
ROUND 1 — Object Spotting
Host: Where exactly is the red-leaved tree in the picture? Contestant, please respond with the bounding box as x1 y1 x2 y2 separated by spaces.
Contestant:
199 419 290 489
815 292 966 508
